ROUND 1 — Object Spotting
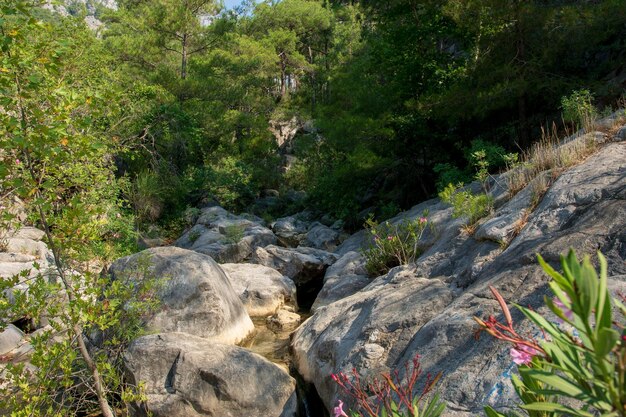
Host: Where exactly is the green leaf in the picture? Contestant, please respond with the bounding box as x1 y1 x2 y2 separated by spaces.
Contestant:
538 254 572 293
519 369 585 398
516 305 564 341
483 406 508 417
595 252 611 332
521 402 594 416
542 341 589 378
594 327 619 359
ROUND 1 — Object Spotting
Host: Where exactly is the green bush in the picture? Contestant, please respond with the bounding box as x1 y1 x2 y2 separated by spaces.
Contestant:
439 183 493 230
362 213 430 277
478 250 626 417
205 156 256 211
561 89 597 131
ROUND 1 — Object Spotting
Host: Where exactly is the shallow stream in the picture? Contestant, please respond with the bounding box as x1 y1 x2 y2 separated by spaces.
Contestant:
242 311 328 417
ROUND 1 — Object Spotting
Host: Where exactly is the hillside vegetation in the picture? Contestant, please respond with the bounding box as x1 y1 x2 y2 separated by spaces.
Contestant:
4 0 625 233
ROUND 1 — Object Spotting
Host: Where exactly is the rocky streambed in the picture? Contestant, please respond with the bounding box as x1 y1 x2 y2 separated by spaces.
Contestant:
2 124 625 417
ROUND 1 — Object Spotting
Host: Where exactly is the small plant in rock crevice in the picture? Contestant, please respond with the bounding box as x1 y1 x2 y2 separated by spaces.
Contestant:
439 183 493 234
187 229 202 244
439 147 497 234
362 212 430 277
222 224 246 244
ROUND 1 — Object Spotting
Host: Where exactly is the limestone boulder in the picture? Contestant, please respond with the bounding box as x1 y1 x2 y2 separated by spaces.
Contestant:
175 206 276 263
110 247 254 345
271 215 309 247
311 251 369 312
250 245 337 285
250 245 337 308
125 333 297 417
616 125 626 141
220 263 297 317
302 222 341 251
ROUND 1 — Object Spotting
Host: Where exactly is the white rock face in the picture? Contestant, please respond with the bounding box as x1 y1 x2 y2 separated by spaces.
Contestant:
221 263 297 317
110 247 254 345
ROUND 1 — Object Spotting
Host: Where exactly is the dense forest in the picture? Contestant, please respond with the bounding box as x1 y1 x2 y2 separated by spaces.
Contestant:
3 0 625 236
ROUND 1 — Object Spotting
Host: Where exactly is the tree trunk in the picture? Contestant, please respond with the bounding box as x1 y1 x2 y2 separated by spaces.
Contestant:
181 33 188 80
280 55 287 98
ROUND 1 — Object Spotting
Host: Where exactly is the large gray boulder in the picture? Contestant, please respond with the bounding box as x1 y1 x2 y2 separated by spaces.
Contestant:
302 222 342 251
250 245 337 308
125 333 297 417
292 142 626 415
271 215 310 247
110 247 254 345
311 251 369 312
220 263 297 317
250 245 337 285
616 125 626 141
175 206 277 263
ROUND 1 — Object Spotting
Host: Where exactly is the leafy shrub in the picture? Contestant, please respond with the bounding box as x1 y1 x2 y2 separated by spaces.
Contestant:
0 258 162 416
439 183 493 231
205 156 256 211
467 139 509 175
362 213 429 277
477 250 626 417
561 89 597 131
0 5 156 414
331 354 446 417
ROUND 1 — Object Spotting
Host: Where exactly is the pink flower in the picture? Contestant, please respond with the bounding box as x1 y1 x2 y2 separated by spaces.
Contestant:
387 235 393 241
553 296 573 321
333 400 349 417
15 159 20 165
419 217 427 224
510 344 539 365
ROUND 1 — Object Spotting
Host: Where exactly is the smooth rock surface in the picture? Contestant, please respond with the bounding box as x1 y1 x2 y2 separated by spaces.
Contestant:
110 247 254 344
220 263 297 317
312 251 369 312
125 333 297 417
0 325 24 356
266 309 301 331
302 222 341 251
271 215 309 247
